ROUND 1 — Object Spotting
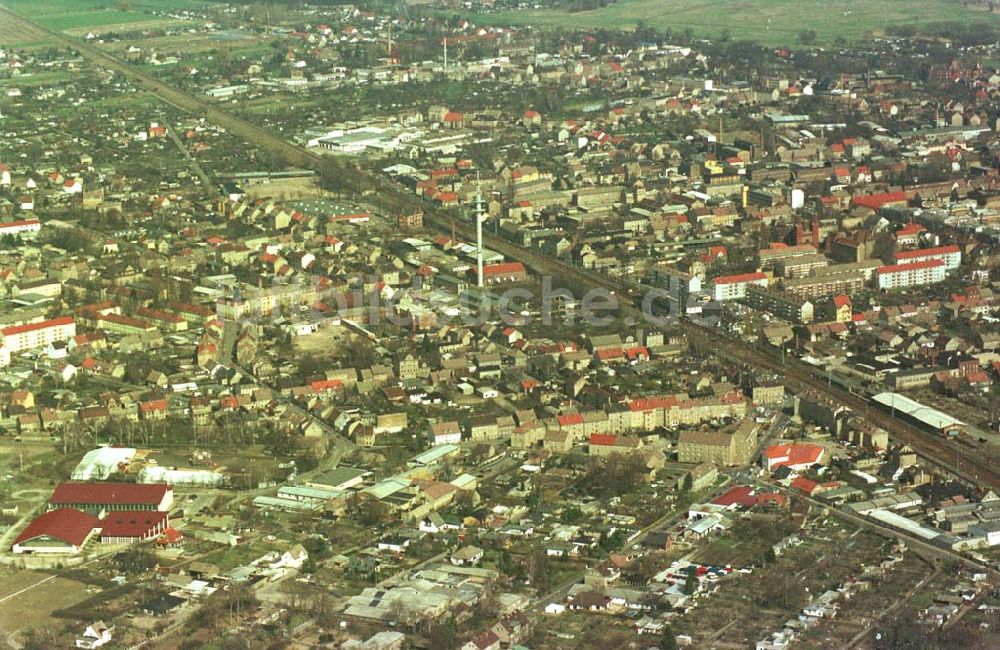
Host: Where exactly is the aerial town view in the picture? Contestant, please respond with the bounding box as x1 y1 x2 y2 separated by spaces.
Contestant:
2 0 1000 648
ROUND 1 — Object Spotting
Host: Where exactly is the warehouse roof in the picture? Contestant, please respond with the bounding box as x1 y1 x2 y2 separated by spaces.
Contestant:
871 392 964 431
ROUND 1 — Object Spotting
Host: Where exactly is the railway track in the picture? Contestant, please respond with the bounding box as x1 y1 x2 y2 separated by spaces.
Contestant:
681 322 1000 490
10 6 999 490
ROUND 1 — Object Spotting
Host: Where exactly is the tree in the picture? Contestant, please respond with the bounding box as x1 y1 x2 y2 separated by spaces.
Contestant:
758 568 807 608
560 506 585 524
357 499 391 527
525 487 541 511
527 548 551 590
427 620 458 648
872 231 896 263
113 547 158 573
683 565 698 595
498 549 513 576
339 334 377 369
600 528 626 552
302 536 329 559
22 627 58 650
798 29 818 45
660 625 679 650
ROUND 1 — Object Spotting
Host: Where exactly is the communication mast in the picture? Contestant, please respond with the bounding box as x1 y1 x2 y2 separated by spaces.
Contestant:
475 177 485 288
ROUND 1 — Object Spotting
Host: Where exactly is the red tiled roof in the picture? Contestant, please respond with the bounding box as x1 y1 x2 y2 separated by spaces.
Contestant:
851 191 908 210
0 218 39 229
624 346 649 360
14 508 100 547
558 413 584 426
589 433 618 446
877 259 945 274
711 485 756 508
765 443 824 468
628 395 679 412
895 245 960 260
2 316 74 337
711 485 784 508
482 262 526 276
896 223 925 236
50 482 170 507
791 476 818 494
310 379 344 392
833 294 852 308
713 272 767 285
756 492 787 507
596 347 624 361
139 399 168 412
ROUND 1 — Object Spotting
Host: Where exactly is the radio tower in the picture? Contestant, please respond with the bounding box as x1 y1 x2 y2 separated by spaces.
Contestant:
475 180 485 288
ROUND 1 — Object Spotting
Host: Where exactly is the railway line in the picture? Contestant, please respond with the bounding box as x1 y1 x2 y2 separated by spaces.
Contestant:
8 5 1000 491
680 322 1000 490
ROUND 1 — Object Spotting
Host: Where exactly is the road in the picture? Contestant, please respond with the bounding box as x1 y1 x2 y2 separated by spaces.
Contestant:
164 122 213 194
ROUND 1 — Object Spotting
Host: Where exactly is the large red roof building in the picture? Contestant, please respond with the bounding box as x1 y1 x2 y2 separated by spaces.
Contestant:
13 508 101 554
49 482 174 512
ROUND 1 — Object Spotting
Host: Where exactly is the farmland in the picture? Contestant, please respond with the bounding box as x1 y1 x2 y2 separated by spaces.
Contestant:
0 0 214 32
477 0 1000 45
0 12 50 46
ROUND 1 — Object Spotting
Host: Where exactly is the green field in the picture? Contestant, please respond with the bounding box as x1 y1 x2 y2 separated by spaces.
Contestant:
2 0 214 31
477 0 1000 45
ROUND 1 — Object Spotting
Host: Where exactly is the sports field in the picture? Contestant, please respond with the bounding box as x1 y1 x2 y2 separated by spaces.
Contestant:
1 0 212 32
477 0 1000 45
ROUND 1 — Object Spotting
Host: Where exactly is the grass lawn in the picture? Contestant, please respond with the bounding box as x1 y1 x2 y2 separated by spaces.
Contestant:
5 71 71 86
0 570 93 642
3 0 215 31
476 0 1000 46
